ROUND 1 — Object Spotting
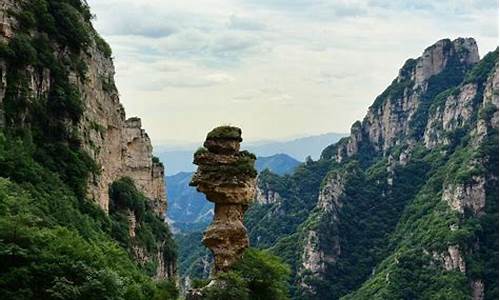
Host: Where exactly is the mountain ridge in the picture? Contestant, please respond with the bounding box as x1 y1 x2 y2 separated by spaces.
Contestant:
251 38 499 299
0 1 177 298
178 38 499 300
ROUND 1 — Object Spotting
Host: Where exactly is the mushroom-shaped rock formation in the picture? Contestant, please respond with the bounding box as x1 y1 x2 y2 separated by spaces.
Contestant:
190 126 257 273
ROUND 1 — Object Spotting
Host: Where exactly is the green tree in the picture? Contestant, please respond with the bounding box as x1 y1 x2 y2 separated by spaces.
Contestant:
205 271 250 300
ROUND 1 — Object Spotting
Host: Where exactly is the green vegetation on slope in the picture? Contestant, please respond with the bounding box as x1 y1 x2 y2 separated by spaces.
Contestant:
0 136 177 299
241 48 498 300
245 159 333 248
0 1 176 299
196 248 291 300
109 178 176 277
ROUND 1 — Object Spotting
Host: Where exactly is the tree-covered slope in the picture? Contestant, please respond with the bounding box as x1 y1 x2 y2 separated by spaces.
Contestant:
244 39 498 299
0 1 176 299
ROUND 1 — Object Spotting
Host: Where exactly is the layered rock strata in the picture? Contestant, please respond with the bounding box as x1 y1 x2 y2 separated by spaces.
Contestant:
0 1 166 216
190 126 257 273
324 38 480 161
0 0 172 279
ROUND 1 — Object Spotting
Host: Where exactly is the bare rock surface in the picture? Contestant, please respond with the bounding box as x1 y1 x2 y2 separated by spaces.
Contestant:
190 126 257 273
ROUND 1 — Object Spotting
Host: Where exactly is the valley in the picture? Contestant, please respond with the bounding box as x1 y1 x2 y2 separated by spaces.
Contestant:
177 38 500 300
0 1 497 299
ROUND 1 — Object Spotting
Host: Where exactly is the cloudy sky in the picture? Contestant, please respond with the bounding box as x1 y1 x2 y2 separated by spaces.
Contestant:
86 0 498 145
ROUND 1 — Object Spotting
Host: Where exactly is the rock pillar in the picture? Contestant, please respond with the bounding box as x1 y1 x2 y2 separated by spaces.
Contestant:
190 126 257 273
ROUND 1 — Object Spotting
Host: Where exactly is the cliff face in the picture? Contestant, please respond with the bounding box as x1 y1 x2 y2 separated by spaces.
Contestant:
255 174 283 205
76 42 166 214
325 38 480 161
0 0 166 216
0 0 174 284
245 39 498 300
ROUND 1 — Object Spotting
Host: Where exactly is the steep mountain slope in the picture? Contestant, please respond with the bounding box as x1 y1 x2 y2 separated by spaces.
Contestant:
245 38 498 299
166 154 300 232
0 1 176 298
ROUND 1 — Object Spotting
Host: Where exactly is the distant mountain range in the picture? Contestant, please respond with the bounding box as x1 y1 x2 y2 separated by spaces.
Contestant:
177 39 500 299
166 154 300 232
254 153 301 176
166 171 212 231
156 132 345 175
246 132 346 161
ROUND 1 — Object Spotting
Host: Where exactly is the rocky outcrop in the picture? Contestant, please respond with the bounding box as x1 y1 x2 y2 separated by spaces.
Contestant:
77 33 172 281
424 83 478 148
299 170 346 294
252 171 285 212
255 176 282 205
0 1 166 216
128 209 137 238
325 38 480 161
424 60 499 149
251 39 497 299
0 0 174 282
414 38 479 86
301 231 326 276
301 230 339 278
442 176 486 216
0 0 17 128
255 186 282 204
155 241 177 280
471 280 485 300
0 0 16 42
190 126 257 273
482 62 499 128
79 55 166 214
432 245 466 273
317 172 345 214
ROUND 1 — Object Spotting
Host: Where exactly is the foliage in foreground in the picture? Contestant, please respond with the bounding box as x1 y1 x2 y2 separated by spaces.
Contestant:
200 248 291 300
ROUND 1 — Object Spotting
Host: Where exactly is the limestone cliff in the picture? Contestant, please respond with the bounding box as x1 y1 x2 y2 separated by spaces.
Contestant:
0 0 166 216
0 0 174 282
255 174 283 205
299 167 352 295
323 38 480 161
246 39 498 299
315 42 496 299
190 126 257 274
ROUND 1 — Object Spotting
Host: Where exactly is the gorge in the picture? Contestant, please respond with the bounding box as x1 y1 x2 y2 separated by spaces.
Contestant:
0 1 498 300
178 38 499 300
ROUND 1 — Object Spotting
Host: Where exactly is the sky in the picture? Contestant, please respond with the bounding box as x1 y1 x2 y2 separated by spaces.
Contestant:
86 0 498 145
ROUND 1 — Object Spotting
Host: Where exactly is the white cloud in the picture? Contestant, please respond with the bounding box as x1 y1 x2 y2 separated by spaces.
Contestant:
86 0 498 143
228 15 267 31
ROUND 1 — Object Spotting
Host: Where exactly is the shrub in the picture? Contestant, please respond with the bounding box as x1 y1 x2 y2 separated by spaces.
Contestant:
205 271 250 300
154 279 179 300
194 147 209 157
198 248 290 300
109 177 146 219
95 33 113 58
206 126 242 140
234 248 291 300
8 34 37 66
50 2 91 51
464 48 499 84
